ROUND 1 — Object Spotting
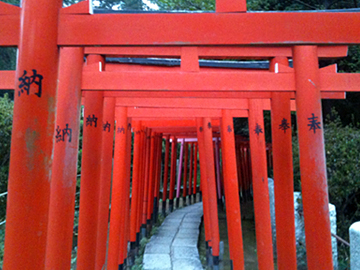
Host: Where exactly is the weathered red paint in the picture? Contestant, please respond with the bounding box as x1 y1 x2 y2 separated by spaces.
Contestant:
95 97 115 270
77 55 104 270
270 57 297 270
45 47 84 270
107 106 128 270
3 0 62 268
220 110 245 270
293 46 333 270
248 99 274 270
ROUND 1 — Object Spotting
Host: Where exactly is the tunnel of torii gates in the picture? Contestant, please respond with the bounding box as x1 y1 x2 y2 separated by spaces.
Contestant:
3 0 360 269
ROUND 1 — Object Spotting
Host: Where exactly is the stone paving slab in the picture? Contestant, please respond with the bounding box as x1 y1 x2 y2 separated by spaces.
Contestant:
143 202 203 270
172 258 203 270
143 254 172 270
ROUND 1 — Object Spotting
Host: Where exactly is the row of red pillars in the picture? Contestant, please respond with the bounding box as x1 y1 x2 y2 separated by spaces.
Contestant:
3 0 334 269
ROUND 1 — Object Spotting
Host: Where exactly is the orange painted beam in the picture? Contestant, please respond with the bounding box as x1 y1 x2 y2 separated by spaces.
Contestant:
84 45 348 59
56 12 360 46
82 71 294 91
127 108 248 118
104 90 345 100
82 70 360 92
2 12 360 46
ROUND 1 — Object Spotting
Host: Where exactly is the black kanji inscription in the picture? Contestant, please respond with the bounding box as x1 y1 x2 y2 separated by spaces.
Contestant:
55 124 72 143
227 125 232 133
254 123 263 136
117 126 125 134
18 69 43 98
279 118 290 133
308 113 321 134
103 121 111 132
62 124 72 142
55 126 62 142
86 114 98 127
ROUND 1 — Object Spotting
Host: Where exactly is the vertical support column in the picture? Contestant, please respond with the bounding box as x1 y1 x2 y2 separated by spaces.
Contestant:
202 118 220 267
141 129 151 237
45 47 84 270
188 143 194 204
270 57 297 270
248 99 274 270
119 118 133 269
196 119 212 251
77 55 104 270
153 134 163 223
220 110 245 270
107 106 129 270
95 97 116 270
147 131 156 228
169 136 177 212
176 139 185 208
136 126 146 245
193 143 198 200
3 0 62 268
129 121 142 255
182 142 189 205
214 137 222 204
162 135 171 215
293 46 333 269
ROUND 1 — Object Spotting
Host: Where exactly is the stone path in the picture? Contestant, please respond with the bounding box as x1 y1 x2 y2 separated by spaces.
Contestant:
143 202 204 270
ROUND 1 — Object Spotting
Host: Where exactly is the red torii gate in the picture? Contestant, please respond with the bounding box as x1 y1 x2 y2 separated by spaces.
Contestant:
2 0 360 269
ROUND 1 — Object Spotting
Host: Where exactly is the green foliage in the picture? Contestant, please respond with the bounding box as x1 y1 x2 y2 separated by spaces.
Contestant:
150 0 215 10
247 0 360 11
0 94 13 219
292 111 360 266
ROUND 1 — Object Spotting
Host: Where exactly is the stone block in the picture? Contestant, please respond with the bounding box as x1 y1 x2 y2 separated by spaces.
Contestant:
172 246 200 260
172 237 198 247
350 221 360 270
172 258 203 270
143 254 171 270
145 241 171 254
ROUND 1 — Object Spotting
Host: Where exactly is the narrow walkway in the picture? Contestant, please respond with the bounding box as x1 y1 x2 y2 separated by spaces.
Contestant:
143 202 204 270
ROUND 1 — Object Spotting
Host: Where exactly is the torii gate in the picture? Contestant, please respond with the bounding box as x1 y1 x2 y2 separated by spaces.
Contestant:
2 0 360 269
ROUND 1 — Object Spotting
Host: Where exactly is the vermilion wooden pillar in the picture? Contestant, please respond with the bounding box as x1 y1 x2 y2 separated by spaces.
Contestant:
147 131 156 225
169 136 177 212
202 117 220 266
162 135 171 215
119 118 133 269
153 134 163 223
183 142 189 204
77 55 105 270
193 143 198 200
141 129 151 237
107 106 129 270
293 46 333 269
270 57 297 270
136 126 146 243
3 0 62 268
95 97 116 270
188 143 194 204
130 121 142 253
176 139 185 208
196 119 212 250
220 110 245 270
214 137 222 203
248 99 274 270
45 47 84 270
